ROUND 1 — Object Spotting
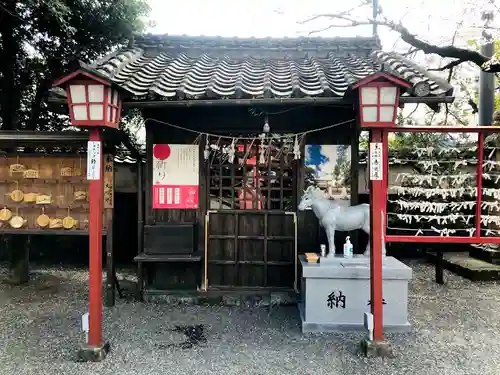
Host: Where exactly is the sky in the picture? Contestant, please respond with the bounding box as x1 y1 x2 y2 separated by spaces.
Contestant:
145 0 487 53
305 145 350 180
138 0 494 130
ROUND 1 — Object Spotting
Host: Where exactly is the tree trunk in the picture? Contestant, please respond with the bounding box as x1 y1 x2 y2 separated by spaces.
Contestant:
0 5 22 130
27 78 51 130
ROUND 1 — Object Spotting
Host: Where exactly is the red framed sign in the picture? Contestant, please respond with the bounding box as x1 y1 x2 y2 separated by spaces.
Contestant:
152 144 199 209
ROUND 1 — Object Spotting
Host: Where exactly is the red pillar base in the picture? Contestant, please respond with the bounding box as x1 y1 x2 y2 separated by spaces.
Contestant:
76 342 110 362
360 338 394 358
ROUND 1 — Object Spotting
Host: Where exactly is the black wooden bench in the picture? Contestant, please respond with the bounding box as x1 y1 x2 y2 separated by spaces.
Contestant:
134 223 201 300
425 244 464 284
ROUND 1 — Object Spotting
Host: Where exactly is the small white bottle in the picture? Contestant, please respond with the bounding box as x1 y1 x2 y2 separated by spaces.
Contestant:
343 236 354 258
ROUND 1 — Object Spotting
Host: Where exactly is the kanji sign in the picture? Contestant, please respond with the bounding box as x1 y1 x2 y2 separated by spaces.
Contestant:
103 154 114 209
327 290 346 309
369 142 383 181
152 144 199 209
86 141 101 180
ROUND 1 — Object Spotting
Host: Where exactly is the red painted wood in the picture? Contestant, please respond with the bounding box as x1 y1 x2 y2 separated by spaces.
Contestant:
382 129 389 243
53 69 111 87
385 235 500 244
383 126 500 133
88 127 103 346
476 132 484 237
369 128 384 342
352 72 411 90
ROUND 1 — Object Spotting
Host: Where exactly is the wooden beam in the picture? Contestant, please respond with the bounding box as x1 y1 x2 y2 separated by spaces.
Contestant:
145 124 154 225
49 96 455 108
350 119 361 252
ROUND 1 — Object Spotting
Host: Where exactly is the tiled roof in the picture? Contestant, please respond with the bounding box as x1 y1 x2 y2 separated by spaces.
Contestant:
114 154 145 164
91 34 453 101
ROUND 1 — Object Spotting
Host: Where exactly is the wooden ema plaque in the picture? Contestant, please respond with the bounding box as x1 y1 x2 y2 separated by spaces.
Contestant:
0 154 114 233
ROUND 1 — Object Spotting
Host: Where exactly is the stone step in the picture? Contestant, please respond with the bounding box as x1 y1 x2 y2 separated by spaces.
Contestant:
428 252 500 281
469 246 500 265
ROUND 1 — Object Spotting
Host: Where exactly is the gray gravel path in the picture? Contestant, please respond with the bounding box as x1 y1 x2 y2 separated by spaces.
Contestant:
0 261 499 375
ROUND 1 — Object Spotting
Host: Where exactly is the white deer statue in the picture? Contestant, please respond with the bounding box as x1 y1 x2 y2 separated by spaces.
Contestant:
298 186 385 257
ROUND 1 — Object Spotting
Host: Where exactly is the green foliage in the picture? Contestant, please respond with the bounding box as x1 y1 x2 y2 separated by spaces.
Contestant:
358 112 459 154
466 39 500 62
0 0 150 130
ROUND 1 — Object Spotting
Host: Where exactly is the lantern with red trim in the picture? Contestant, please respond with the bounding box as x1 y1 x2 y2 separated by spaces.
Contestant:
53 69 122 129
352 72 411 128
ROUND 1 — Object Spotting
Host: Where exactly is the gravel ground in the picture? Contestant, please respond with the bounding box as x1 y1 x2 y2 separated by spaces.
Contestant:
0 260 499 375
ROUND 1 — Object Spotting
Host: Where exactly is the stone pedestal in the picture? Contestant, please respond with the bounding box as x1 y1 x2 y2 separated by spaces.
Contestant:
298 254 412 333
76 342 110 362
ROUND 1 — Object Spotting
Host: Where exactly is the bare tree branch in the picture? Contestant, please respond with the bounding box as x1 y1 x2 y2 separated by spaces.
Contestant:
449 110 469 125
299 13 499 72
428 60 465 71
401 47 420 57
443 103 450 125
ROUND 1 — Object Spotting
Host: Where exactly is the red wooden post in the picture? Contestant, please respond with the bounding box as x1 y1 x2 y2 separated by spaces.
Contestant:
475 132 485 238
369 128 384 341
88 127 104 346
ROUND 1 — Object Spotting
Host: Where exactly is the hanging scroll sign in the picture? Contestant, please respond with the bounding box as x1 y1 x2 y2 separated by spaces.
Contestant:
369 142 383 181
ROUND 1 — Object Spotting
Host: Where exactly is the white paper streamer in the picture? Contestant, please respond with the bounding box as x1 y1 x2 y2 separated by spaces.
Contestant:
390 186 477 199
227 138 236 163
395 173 476 187
482 173 500 184
388 200 477 214
389 213 474 225
483 160 500 172
293 135 301 160
389 156 500 236
391 158 477 165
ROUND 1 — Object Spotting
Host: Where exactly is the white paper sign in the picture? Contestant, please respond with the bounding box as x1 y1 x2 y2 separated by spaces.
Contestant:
81 312 89 343
152 144 199 209
369 142 383 181
87 141 101 180
81 312 89 332
153 144 199 186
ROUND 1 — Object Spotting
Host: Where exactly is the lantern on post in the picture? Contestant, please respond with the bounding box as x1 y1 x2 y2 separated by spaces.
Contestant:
56 70 122 128
352 72 411 128
350 72 411 356
53 68 123 362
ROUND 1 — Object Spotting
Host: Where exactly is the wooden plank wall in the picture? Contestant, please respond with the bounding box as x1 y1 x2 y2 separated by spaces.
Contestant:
145 123 205 289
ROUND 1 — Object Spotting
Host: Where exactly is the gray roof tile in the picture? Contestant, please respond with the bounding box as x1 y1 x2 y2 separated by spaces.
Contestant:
91 35 453 100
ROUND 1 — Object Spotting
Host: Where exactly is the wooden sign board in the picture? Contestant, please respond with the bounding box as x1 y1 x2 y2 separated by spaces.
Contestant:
104 154 114 209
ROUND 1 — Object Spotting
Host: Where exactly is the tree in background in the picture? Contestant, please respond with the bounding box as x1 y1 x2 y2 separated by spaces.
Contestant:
299 0 499 72
298 0 499 126
332 145 351 187
0 0 150 131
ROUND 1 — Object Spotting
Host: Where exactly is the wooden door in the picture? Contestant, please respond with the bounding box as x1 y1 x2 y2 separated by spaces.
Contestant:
206 211 296 289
